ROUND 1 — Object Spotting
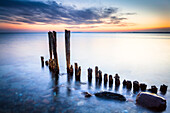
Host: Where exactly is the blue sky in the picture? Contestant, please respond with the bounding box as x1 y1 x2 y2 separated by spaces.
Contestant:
0 0 169 32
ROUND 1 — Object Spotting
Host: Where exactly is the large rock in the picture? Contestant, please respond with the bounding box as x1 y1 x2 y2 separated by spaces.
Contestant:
94 91 126 101
136 92 166 111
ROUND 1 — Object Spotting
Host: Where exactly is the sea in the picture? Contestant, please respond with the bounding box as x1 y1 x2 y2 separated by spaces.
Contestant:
0 32 170 113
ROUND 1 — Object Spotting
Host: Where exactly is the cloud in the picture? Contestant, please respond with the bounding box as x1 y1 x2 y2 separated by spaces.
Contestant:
0 0 135 26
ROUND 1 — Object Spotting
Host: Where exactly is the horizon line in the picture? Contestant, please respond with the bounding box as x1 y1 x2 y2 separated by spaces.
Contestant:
0 31 170 34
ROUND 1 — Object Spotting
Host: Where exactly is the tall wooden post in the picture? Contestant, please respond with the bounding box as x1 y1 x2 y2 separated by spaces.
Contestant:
48 31 53 59
65 30 71 73
52 31 59 72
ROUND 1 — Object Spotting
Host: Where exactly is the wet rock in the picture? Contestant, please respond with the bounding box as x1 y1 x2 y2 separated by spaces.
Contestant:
126 81 132 89
133 81 140 91
82 92 92 98
160 84 168 94
94 91 126 101
42 99 50 104
148 85 158 94
136 92 166 111
114 74 120 87
140 83 147 91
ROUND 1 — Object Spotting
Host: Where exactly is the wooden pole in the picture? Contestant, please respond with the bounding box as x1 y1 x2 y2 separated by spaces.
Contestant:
104 73 108 84
75 63 78 77
126 80 132 89
88 68 93 82
76 66 81 81
98 70 102 83
40 56 44 67
95 66 99 80
69 65 73 76
133 81 140 92
50 31 59 74
109 75 113 87
65 30 71 73
48 31 52 59
114 74 120 87
140 83 147 91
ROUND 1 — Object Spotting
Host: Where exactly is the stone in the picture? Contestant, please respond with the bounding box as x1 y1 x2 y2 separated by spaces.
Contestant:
94 91 126 101
160 84 168 94
82 92 92 98
136 92 166 111
42 99 50 104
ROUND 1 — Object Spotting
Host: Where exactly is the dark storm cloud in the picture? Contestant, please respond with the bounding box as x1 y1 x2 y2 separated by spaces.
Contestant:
0 0 133 25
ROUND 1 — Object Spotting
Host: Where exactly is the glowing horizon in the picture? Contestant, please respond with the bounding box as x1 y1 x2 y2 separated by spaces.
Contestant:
0 0 170 32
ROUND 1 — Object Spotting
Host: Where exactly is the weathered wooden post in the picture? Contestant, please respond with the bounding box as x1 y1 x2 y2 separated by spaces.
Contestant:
75 63 78 77
160 84 168 94
148 85 158 94
104 74 108 84
52 31 59 73
98 70 102 84
123 79 127 87
76 66 81 81
65 30 71 73
126 80 132 89
45 60 49 66
114 74 120 87
140 83 147 91
95 66 99 80
133 81 140 92
49 31 59 74
40 56 44 67
48 31 53 59
88 68 93 82
69 65 73 76
109 75 113 87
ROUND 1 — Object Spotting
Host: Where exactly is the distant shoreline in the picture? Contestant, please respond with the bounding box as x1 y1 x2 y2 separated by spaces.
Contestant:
0 32 170 34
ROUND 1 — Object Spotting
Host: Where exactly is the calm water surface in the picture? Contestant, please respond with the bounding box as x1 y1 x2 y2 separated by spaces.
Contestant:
0 33 170 113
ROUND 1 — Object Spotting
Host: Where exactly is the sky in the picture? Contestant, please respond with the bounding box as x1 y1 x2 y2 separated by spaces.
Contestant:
0 0 170 32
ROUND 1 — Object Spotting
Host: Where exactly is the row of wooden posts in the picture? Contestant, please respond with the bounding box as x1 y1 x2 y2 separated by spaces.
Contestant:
40 30 168 94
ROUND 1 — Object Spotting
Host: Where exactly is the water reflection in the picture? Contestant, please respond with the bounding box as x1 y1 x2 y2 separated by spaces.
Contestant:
0 33 170 112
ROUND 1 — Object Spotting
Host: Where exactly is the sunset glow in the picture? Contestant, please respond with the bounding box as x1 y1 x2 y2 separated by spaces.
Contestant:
0 0 170 32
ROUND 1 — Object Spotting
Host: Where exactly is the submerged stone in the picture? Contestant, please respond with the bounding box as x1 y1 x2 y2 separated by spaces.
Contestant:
82 92 92 98
94 91 126 101
136 92 166 111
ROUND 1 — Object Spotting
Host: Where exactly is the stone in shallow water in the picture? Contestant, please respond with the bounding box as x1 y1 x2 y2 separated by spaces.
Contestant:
94 91 126 101
136 92 166 111
42 99 50 104
82 92 92 98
